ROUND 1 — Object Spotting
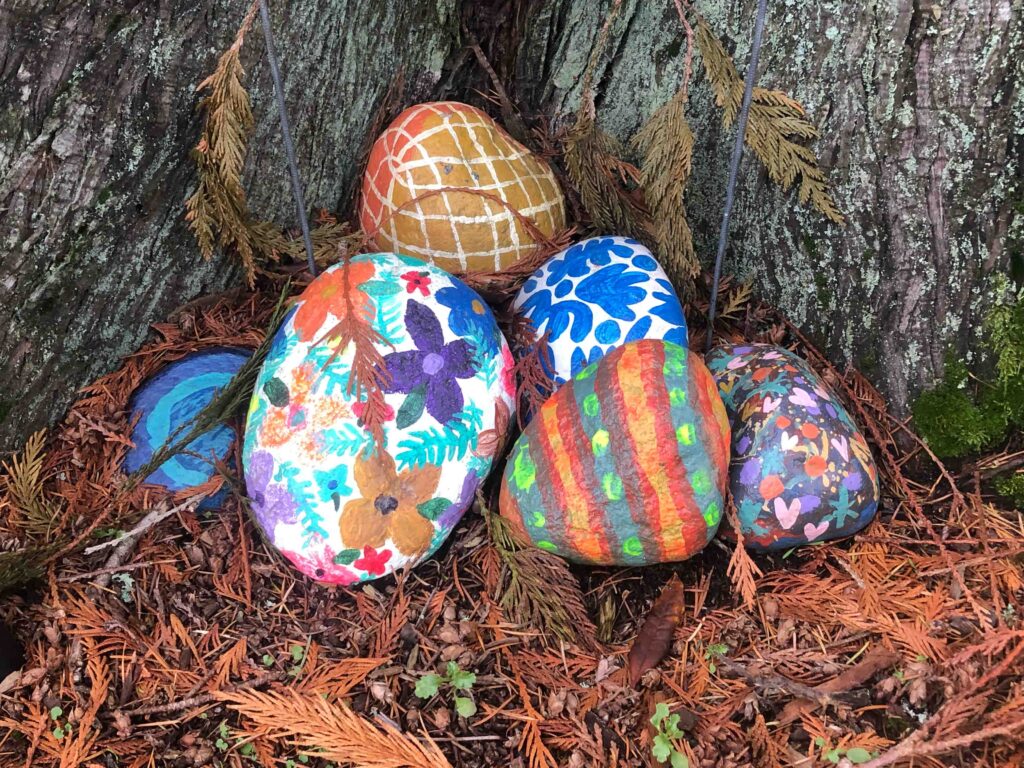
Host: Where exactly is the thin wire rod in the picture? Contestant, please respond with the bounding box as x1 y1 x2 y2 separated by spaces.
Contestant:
706 0 768 352
258 0 317 277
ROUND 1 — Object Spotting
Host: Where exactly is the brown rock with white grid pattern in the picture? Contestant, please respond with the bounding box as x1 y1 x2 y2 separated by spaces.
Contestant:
359 101 566 273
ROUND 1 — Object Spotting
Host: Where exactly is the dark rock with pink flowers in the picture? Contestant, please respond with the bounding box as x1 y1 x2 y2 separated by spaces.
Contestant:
706 343 881 551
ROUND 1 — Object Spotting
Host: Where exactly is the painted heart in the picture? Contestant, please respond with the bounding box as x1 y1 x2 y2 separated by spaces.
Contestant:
780 431 799 451
762 395 780 413
789 387 817 409
774 497 801 529
803 520 829 541
832 434 849 461
727 356 747 370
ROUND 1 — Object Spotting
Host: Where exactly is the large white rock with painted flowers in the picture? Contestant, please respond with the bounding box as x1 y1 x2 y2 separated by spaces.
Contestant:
243 253 515 584
512 236 689 388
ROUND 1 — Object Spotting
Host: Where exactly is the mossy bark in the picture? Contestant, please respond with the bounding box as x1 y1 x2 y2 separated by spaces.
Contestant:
0 0 1020 451
511 0 1023 412
0 0 461 451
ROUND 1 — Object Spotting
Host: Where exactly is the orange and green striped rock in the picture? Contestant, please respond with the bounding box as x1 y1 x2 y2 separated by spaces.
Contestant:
498 339 731 565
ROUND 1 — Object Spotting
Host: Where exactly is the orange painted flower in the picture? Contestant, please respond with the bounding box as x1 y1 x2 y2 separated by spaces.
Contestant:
775 416 791 429
800 423 820 439
759 475 785 500
804 455 828 478
340 450 441 557
292 262 375 342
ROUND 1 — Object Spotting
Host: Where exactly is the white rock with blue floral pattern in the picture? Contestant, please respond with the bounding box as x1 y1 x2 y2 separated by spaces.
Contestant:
512 236 689 388
243 252 515 584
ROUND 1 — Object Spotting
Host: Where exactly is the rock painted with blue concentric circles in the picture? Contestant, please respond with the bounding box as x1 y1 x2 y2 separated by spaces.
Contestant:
123 348 250 510
706 343 881 551
498 339 729 565
512 236 688 388
243 252 515 584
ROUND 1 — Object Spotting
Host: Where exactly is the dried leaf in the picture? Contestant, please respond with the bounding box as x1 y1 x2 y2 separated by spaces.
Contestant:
627 574 685 685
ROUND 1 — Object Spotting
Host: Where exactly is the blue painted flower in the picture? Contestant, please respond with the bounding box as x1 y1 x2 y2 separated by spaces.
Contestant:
543 237 635 287
314 463 353 511
519 288 593 344
435 283 499 358
575 263 649 320
568 345 606 380
650 278 688 335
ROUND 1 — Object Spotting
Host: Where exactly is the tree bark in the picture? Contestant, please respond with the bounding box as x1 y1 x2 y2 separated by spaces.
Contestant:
0 0 461 451
1 0 1021 451
510 0 1023 412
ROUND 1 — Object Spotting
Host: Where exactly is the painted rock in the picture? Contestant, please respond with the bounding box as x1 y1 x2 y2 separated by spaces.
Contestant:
705 343 881 551
359 101 566 274
123 348 250 510
499 340 729 565
513 236 688 388
243 252 515 584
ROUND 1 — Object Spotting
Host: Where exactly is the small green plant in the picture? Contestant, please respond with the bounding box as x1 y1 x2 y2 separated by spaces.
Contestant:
415 661 477 718
215 720 231 752
913 282 1024 459
49 705 69 740
814 737 875 764
288 642 308 677
261 653 275 667
995 472 1024 508
650 702 689 767
704 642 728 674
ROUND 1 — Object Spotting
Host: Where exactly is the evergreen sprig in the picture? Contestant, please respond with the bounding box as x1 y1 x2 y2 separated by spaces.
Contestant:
631 91 699 296
694 16 845 224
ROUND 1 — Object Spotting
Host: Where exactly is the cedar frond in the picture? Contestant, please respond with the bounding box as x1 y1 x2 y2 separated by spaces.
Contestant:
565 118 650 238
507 314 555 428
316 258 392 455
0 545 56 592
695 16 845 224
718 279 754 322
484 498 598 650
185 2 285 286
219 687 452 768
725 499 762 607
2 428 59 539
519 718 558 768
631 91 699 297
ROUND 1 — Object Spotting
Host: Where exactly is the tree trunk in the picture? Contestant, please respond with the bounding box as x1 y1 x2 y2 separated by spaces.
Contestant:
1 0 1020 451
0 0 461 451
510 0 1023 412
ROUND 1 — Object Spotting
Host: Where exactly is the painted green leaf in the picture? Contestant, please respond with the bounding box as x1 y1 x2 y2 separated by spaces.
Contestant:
361 280 402 297
263 376 290 407
417 497 452 521
333 549 360 565
396 385 427 429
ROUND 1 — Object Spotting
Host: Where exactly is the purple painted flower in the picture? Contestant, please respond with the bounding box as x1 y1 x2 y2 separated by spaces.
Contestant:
246 451 299 532
383 301 478 427
798 495 822 512
843 472 863 491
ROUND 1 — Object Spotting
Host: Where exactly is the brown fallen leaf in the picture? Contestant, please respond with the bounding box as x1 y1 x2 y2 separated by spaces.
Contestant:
627 574 685 686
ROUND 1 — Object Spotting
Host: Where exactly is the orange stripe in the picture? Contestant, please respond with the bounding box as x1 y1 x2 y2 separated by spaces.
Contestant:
538 396 605 562
620 344 693 558
597 347 659 563
554 387 613 562
608 344 667 560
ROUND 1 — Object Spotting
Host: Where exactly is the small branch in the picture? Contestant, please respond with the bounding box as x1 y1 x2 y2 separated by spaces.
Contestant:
123 671 287 718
